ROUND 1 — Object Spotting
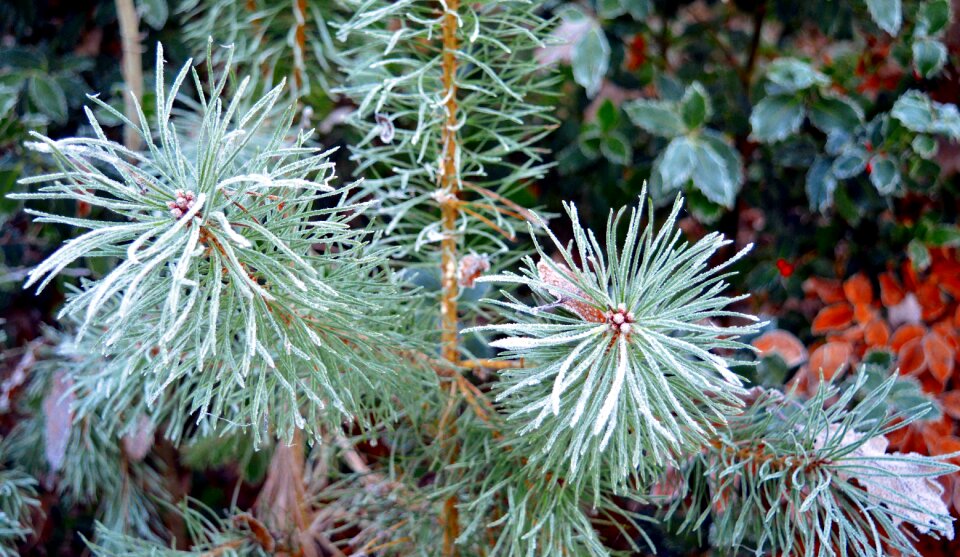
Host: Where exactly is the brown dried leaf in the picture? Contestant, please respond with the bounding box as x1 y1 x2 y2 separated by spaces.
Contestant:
536 259 605 322
42 372 74 472
121 414 156 461
815 424 953 538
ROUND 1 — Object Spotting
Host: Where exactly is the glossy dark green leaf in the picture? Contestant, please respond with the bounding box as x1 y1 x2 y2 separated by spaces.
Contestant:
600 132 632 165
680 82 711 130
809 94 863 134
806 155 837 212
918 0 950 35
912 38 947 78
832 147 868 179
865 0 903 35
624 99 685 138
750 94 805 143
868 154 900 194
911 134 938 158
27 74 67 123
596 99 619 133
572 25 610 97
765 58 829 93
138 0 169 29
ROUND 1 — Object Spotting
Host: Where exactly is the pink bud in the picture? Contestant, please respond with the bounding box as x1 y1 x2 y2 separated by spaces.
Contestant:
170 208 183 219
612 313 625 324
617 303 626 312
626 312 635 321
619 323 631 334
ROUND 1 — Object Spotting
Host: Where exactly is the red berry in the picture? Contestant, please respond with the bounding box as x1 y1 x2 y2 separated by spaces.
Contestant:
776 258 794 278
866 161 873 174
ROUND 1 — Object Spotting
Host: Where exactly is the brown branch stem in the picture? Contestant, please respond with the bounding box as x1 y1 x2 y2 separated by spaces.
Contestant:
115 0 143 151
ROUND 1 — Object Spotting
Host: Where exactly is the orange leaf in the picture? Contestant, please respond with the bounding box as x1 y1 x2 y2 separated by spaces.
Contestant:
812 303 855 334
890 323 927 352
843 273 874 304
941 391 960 420
938 273 960 300
932 321 959 351
917 281 947 322
853 302 877 324
802 277 846 304
864 318 891 347
808 341 853 381
898 337 927 376
751 330 807 368
924 333 956 385
879 272 905 308
902 260 919 291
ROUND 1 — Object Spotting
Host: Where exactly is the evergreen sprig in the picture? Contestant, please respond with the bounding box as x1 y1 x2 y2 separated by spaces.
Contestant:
12 45 427 444
668 375 958 557
468 191 761 490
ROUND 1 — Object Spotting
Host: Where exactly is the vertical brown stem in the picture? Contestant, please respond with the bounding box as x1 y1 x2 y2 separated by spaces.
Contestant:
438 1 462 555
292 0 308 91
115 0 143 151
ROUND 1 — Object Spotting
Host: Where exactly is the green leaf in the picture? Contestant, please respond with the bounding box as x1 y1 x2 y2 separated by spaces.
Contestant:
913 39 947 78
918 0 951 35
701 129 744 194
911 134 938 158
596 99 619 133
600 132 632 165
832 147 868 179
809 94 863 134
657 137 696 189
868 154 900 194
892 91 936 130
138 0 169 29
908 238 932 270
680 82 711 130
0 84 20 118
865 0 903 35
750 94 805 143
578 127 603 158
597 0 626 18
806 156 837 212
572 25 610 97
925 225 960 247
27 74 67 123
621 0 652 19
624 99 685 138
690 139 738 208
765 58 830 93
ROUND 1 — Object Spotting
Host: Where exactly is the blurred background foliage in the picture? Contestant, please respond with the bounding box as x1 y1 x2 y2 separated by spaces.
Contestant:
4 0 960 555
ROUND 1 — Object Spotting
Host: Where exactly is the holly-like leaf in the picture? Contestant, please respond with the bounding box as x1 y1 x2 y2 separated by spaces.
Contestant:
868 154 900 194
765 58 829 93
601 132 632 165
572 24 610 98
680 82 711 129
809 94 863 134
913 39 947 78
138 0 169 29
917 0 951 36
806 156 838 212
27 74 67 123
832 146 869 179
865 0 903 35
657 136 696 189
750 94 805 142
624 99 686 138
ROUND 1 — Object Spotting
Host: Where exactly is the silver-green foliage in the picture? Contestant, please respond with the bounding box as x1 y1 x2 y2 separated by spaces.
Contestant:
0 443 39 557
179 0 345 97
468 192 761 491
337 0 558 257
668 375 956 557
13 46 423 445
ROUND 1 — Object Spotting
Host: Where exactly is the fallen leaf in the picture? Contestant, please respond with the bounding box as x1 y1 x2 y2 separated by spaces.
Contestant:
751 329 808 367
864 319 891 347
812 303 854 333
844 273 874 304
879 272 905 307
891 323 927 352
803 277 846 304
924 333 955 385
898 337 928 376
941 391 960 420
808 341 853 381
853 302 877 325
917 282 948 322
